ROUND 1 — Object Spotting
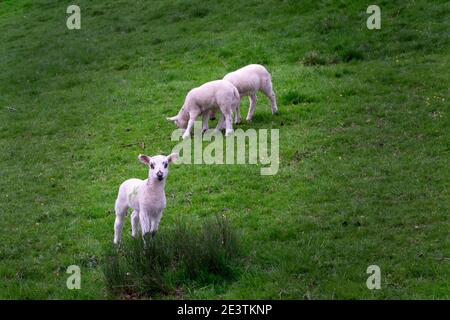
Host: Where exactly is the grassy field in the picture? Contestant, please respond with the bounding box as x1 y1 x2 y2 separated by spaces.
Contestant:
0 0 449 299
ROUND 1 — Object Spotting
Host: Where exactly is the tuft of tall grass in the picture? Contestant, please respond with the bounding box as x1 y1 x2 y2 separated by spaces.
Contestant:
102 215 242 298
301 49 365 66
300 51 342 66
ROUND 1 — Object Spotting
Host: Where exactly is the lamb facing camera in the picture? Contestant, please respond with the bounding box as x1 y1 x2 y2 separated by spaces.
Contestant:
113 153 178 244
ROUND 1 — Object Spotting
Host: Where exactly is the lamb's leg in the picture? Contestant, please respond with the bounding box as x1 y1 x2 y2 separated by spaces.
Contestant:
150 213 162 237
131 210 140 238
261 80 278 114
235 103 241 124
182 118 195 139
139 210 151 244
247 94 257 121
224 112 234 136
182 110 202 139
202 113 209 133
113 198 128 244
215 113 225 131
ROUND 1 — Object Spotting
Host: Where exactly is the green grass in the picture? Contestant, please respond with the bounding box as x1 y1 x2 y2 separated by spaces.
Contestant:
0 0 449 299
103 215 241 298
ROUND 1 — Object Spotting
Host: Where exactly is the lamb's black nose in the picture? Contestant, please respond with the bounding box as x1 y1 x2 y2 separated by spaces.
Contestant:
156 171 163 180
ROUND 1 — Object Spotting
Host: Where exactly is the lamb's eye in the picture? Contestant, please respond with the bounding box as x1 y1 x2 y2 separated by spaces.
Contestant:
164 162 168 168
150 163 155 169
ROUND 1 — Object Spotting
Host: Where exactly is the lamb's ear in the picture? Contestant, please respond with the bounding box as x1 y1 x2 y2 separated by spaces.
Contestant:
167 153 179 163
166 115 178 122
138 154 151 165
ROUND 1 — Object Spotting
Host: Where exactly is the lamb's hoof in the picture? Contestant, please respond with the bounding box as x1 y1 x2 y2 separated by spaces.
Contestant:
182 133 191 140
272 109 279 115
225 130 234 137
246 117 252 122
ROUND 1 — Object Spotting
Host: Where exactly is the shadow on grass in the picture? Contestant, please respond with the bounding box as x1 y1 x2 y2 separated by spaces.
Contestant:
102 215 242 298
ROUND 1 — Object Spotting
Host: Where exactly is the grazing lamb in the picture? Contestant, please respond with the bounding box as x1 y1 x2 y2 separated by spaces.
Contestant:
113 153 178 244
167 80 240 138
219 64 278 122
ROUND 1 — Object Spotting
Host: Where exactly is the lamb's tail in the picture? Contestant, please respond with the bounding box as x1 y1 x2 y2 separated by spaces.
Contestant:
233 86 240 101
232 86 240 112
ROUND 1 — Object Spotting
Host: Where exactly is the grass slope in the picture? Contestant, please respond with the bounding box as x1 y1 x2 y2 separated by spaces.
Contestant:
0 0 448 299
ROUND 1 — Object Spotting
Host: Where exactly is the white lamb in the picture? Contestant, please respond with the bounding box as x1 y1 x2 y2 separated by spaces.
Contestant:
113 153 178 244
211 64 278 122
167 79 240 138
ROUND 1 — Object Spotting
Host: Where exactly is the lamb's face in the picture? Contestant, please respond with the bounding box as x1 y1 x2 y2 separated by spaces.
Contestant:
167 112 188 129
174 117 188 129
138 154 178 181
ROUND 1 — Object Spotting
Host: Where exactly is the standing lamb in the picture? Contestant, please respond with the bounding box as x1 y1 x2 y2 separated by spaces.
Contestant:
167 80 240 138
113 153 178 244
220 64 278 122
